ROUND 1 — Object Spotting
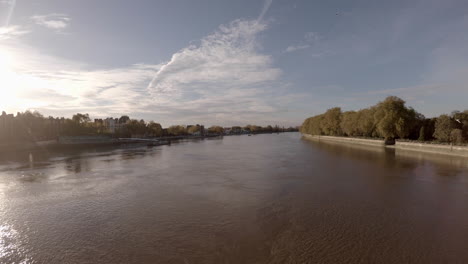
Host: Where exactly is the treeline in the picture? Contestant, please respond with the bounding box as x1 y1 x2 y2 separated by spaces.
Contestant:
230 125 298 134
0 111 164 142
59 114 165 138
300 96 468 144
0 110 299 143
165 124 298 136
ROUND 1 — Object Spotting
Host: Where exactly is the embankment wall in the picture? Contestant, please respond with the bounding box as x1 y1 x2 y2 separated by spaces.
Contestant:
303 134 468 157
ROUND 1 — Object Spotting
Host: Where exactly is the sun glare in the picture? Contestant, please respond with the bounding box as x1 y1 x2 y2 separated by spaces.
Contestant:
0 50 13 70
0 50 21 111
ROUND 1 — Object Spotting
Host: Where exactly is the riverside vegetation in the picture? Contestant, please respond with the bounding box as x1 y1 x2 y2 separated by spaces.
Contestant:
0 111 298 145
300 96 468 145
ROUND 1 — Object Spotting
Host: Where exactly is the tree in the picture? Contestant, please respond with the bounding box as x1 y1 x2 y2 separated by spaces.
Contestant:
125 119 147 137
242 125 262 133
118 115 130 124
304 114 324 135
451 110 468 141
418 126 425 141
168 125 187 136
407 108 425 140
356 108 376 137
450 129 464 145
433 114 456 142
187 125 200 134
72 113 90 124
147 121 162 137
373 96 416 139
340 111 358 136
421 118 436 141
321 107 342 136
208 126 224 134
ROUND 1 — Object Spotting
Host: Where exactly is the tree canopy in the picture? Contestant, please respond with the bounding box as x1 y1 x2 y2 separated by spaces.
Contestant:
301 96 467 144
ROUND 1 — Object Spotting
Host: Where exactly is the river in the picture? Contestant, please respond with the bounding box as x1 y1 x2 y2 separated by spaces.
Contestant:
1 132 467 263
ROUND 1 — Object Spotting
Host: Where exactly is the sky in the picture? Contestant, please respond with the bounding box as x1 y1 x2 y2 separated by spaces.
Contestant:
0 0 467 127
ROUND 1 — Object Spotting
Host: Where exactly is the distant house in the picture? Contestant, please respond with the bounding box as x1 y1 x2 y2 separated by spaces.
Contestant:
0 111 14 140
94 118 125 134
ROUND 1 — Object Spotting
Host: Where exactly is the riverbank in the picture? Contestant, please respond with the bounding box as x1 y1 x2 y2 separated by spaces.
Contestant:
0 134 226 153
303 134 468 157
0 137 170 152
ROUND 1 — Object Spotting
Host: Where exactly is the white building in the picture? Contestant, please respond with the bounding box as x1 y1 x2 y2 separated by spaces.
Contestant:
103 118 122 133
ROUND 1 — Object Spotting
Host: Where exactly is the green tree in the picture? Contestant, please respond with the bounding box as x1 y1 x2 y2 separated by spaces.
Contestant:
187 125 200 134
340 111 358 136
321 107 342 136
450 129 464 144
407 108 425 140
168 125 187 136
208 126 224 134
301 114 323 135
373 96 415 139
356 108 376 137
118 115 130 124
125 119 147 137
147 121 163 137
418 126 425 141
433 114 456 142
451 110 468 141
72 113 90 124
244 125 262 133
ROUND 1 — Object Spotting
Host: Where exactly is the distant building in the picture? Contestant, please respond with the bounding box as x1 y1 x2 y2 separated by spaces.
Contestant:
103 118 122 133
93 118 126 134
0 111 14 141
200 125 205 136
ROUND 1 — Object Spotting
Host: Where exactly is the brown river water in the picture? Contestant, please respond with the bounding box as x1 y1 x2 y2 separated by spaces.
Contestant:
0 133 468 263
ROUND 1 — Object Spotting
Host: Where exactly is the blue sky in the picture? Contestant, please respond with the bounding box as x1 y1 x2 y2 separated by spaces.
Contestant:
0 0 467 126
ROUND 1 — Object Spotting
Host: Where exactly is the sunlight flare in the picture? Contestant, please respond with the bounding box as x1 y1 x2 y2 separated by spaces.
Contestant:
0 49 23 111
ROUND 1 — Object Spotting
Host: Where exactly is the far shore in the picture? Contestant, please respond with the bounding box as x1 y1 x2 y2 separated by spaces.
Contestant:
303 134 468 158
0 132 297 153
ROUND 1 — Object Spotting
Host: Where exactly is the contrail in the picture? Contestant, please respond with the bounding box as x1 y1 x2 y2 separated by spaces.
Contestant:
257 0 273 22
4 0 17 27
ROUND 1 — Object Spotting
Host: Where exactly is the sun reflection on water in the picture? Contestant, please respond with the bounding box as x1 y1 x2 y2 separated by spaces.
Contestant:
0 224 32 264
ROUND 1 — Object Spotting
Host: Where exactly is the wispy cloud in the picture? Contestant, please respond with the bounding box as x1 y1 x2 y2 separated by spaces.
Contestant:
146 19 289 125
285 44 310 53
1 0 16 27
1 17 303 126
304 32 321 43
31 13 71 31
258 0 273 21
0 42 161 119
0 0 15 4
285 31 322 53
0 25 29 40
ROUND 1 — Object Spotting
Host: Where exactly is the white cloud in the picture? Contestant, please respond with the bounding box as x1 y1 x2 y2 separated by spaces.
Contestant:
0 25 29 40
285 31 322 53
31 13 70 31
285 44 310 53
258 0 273 21
0 42 161 120
0 19 303 127
146 19 287 125
304 32 321 43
